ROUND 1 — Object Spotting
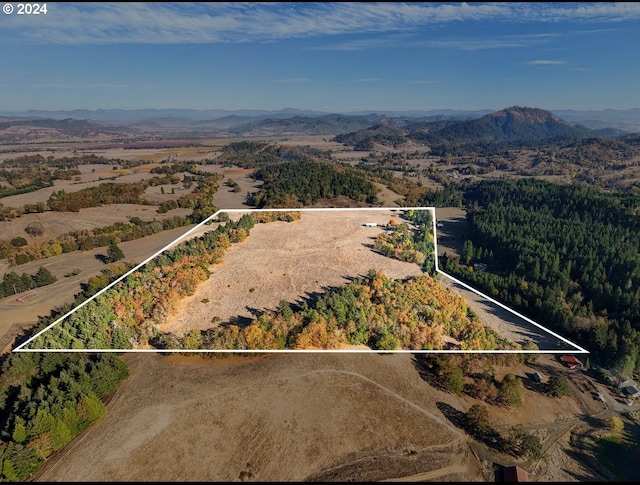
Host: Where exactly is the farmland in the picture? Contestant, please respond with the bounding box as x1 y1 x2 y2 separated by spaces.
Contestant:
1 117 638 482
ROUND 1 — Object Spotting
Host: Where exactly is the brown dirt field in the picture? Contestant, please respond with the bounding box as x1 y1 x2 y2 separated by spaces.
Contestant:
142 184 196 203
212 171 262 210
278 135 345 150
373 182 403 206
0 204 190 245
81 146 224 163
0 172 157 207
161 210 425 334
31 352 603 482
529 425 605 482
33 352 484 482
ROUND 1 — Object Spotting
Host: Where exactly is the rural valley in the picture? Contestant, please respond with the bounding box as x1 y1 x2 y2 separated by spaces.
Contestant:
0 104 639 481
1 2 639 481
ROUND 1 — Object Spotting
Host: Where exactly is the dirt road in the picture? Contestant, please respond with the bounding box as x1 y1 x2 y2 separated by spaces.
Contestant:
436 275 578 351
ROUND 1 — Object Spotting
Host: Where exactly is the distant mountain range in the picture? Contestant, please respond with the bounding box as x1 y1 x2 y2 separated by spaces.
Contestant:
0 107 638 145
1 107 638 133
334 106 629 152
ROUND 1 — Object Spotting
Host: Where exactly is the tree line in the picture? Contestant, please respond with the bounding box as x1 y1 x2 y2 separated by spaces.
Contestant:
161 270 518 352
0 353 129 481
0 268 57 299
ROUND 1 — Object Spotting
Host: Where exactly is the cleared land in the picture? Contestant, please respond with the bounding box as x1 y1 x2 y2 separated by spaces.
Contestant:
33 352 479 482
160 208 573 351
161 209 425 334
434 207 468 259
32 352 600 482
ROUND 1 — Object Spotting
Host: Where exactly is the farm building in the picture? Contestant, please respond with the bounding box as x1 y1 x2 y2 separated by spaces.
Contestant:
560 355 583 369
531 372 543 383
503 465 528 482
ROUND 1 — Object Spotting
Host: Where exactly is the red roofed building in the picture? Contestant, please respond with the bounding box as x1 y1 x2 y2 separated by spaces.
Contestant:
503 465 528 482
561 355 583 369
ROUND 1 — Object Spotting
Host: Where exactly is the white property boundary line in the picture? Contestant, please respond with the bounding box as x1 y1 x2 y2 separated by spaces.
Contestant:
14 207 588 354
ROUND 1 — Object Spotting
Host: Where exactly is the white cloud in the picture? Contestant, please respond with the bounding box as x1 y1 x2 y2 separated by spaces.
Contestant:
3 2 639 45
314 32 559 52
526 60 567 65
349 78 385 83
269 78 311 84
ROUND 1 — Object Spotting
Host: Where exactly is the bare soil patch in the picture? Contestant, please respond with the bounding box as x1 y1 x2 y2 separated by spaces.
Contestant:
32 352 603 482
161 209 425 334
33 352 482 482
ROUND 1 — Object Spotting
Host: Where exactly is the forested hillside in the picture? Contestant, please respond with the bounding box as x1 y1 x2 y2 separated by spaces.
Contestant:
248 160 378 207
442 178 640 374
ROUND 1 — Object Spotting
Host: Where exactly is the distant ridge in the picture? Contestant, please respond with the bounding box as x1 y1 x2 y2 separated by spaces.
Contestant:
419 106 596 145
1 107 638 140
1 107 637 132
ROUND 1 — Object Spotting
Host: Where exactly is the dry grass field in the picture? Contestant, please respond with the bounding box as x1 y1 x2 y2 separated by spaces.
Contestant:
434 207 468 259
33 352 481 482
0 204 190 244
32 352 602 482
161 209 425 334
0 224 198 351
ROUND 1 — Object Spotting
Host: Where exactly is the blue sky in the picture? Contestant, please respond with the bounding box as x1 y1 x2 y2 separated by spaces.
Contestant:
1 2 639 112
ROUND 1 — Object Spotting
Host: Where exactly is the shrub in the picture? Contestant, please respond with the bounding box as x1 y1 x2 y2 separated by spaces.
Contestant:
606 416 624 433
24 222 44 236
10 237 27 247
547 375 571 398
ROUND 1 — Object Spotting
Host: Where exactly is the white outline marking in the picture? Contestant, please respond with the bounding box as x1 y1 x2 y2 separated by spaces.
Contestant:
14 207 587 354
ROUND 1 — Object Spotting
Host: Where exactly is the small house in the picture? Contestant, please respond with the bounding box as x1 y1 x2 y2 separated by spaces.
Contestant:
531 372 543 383
622 385 640 399
473 262 487 272
560 355 583 369
503 465 528 482
623 398 634 407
